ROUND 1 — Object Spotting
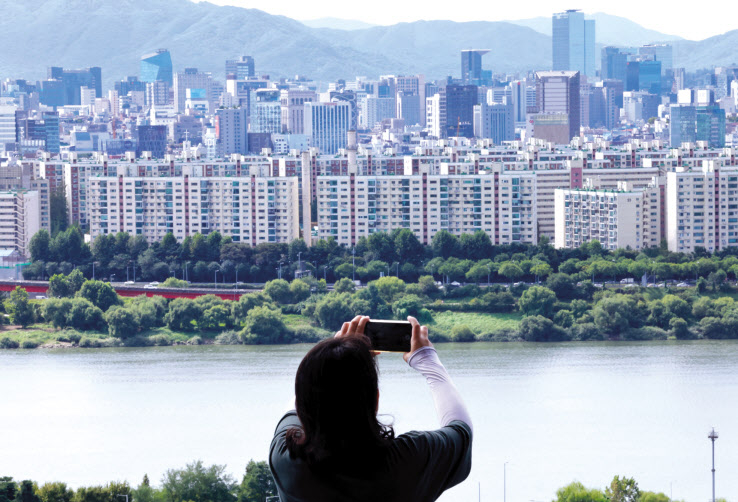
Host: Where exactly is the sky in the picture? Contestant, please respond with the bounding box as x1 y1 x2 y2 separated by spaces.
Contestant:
197 0 736 41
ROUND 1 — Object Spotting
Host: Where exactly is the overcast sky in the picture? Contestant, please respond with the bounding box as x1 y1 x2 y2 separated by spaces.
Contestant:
198 0 734 41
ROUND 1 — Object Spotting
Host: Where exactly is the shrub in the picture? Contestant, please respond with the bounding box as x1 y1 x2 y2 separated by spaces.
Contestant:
427 327 450 343
241 306 291 344
291 326 328 343
149 334 172 346
569 323 605 341
215 330 242 345
477 328 520 342
98 337 121 348
160 277 188 288
78 337 101 348
20 339 39 349
122 335 152 347
622 326 668 341
518 315 570 342
450 325 476 343
188 335 203 345
264 279 292 304
334 277 356 294
0 337 20 349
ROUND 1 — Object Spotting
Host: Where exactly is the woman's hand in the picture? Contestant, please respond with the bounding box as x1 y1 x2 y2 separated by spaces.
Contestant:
335 315 370 338
403 316 433 363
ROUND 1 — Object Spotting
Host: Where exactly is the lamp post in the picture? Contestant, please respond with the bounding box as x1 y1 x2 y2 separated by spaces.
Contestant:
709 428 718 502
298 252 302 275
92 261 96 280
395 262 399 277
352 247 356 282
504 462 508 502
323 265 328 281
487 265 491 287
110 274 116 284
214 269 220 288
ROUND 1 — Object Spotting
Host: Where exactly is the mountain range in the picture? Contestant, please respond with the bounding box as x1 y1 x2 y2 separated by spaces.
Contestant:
0 0 735 89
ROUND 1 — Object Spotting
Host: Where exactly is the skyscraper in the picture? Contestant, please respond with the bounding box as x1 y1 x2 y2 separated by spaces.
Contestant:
225 56 255 80
473 101 514 144
670 104 725 148
304 102 350 155
601 47 627 82
216 107 248 156
461 50 490 85
552 10 595 77
442 84 478 138
45 66 102 105
639 44 673 74
140 49 173 85
535 71 581 140
249 89 282 133
174 68 212 113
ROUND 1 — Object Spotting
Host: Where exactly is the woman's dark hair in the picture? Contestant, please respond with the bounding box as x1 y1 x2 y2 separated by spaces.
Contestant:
285 335 394 466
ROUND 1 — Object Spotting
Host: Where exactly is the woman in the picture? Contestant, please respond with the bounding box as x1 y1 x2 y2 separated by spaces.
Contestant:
269 315 473 501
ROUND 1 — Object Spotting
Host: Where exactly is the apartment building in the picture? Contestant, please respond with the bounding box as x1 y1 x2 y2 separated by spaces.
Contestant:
554 179 663 251
316 164 536 247
0 189 49 256
88 165 299 245
666 161 738 253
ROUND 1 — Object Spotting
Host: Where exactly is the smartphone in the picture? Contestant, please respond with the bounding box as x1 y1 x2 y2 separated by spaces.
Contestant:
364 320 412 353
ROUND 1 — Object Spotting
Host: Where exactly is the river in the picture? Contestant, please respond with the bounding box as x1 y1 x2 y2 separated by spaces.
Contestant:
1 341 736 501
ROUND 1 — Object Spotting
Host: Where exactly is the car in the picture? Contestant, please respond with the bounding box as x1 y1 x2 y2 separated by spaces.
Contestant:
124 281 135 285
677 282 689 287
36 295 47 300
143 284 157 289
513 281 525 287
148 281 160 286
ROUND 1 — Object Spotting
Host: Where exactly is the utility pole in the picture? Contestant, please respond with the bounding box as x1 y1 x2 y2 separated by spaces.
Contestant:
708 428 718 502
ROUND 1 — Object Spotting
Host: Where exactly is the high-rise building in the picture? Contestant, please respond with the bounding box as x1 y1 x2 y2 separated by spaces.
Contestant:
226 78 268 111
397 92 422 127
535 71 581 140
304 102 350 155
115 76 147 97
280 89 316 134
140 49 173 85
44 66 102 106
626 58 662 94
552 10 595 77
509 80 530 125
225 56 255 80
461 50 490 85
174 68 212 113
215 108 248 156
360 97 396 129
136 125 167 158
146 81 170 107
442 84 478 138
0 189 49 256
670 104 726 148
249 89 282 134
601 47 627 82
639 44 673 74
0 105 17 151
474 102 514 144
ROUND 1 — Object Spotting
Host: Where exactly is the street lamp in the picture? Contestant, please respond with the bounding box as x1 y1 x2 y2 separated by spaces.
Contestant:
487 265 491 287
110 274 116 283
503 461 508 502
214 268 220 288
709 428 718 502
323 265 328 282
298 252 302 276
352 247 356 282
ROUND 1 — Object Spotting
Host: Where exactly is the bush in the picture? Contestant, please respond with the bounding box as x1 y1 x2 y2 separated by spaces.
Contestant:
450 325 476 343
122 335 152 347
291 326 329 343
427 327 450 343
160 277 188 288
0 337 20 349
188 335 203 345
569 323 605 341
264 279 292 304
149 334 172 346
20 339 39 349
518 315 570 342
241 306 291 344
215 330 242 345
105 307 140 339
334 277 356 294
78 337 101 348
622 326 668 341
477 328 520 342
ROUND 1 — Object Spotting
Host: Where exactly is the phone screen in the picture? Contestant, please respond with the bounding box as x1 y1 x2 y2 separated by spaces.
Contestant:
364 320 412 353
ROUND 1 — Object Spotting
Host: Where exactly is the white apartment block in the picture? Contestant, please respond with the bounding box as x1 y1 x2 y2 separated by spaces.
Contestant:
316 165 536 247
666 161 738 253
0 190 48 256
88 166 299 245
555 179 663 251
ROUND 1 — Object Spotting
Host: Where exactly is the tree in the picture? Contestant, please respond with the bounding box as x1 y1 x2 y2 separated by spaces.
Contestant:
593 295 637 337
289 279 311 303
165 298 202 332
162 460 236 502
77 280 121 312
334 277 356 293
264 279 292 304
48 273 71 298
640 492 670 502
314 294 351 331
554 481 607 502
393 229 424 265
16 480 39 502
242 306 290 344
0 477 17 502
465 263 490 284
29 230 51 263
4 287 34 327
371 276 406 303
546 273 577 299
518 315 569 342
450 325 476 342
237 460 277 502
431 230 458 258
497 262 523 285
518 286 557 318
231 294 269 324
669 317 692 339
417 275 438 295
49 187 69 235
530 262 553 283
606 476 640 502
392 294 431 323
105 307 140 339
67 269 85 294
37 482 74 502
199 305 232 331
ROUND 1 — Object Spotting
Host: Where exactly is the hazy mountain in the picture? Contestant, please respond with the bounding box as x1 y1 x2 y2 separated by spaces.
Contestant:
509 12 683 47
0 0 729 88
301 17 377 30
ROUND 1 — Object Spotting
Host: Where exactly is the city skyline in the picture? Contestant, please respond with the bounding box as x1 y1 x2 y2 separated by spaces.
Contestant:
198 0 735 41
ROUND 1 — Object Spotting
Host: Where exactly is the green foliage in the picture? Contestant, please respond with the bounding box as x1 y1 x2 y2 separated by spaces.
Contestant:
77 280 121 312
0 337 20 349
450 324 476 342
4 287 34 327
165 298 201 332
371 276 406 303
554 481 608 502
314 294 350 331
231 294 269 324
391 294 432 323
105 307 140 339
289 279 311 303
518 286 557 318
37 482 74 502
605 476 640 502
334 277 356 293
498 261 523 283
215 330 242 345
518 315 570 342
199 305 233 331
639 492 670 502
237 460 276 502
161 277 189 288
593 295 639 337
162 460 235 502
241 306 291 344
264 279 292 304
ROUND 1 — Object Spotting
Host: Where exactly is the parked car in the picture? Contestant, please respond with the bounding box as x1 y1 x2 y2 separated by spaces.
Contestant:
124 281 135 285
677 282 689 287
143 284 157 289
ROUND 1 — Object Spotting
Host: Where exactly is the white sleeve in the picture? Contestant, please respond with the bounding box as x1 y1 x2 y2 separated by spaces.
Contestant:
407 346 473 433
